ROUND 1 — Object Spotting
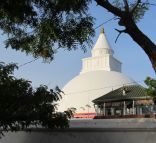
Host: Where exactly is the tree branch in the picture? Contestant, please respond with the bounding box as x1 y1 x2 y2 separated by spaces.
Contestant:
95 0 123 17
115 29 126 43
124 19 156 72
123 0 129 12
94 0 156 72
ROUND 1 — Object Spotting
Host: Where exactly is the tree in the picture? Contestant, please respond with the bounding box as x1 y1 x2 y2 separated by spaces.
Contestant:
94 0 156 72
144 77 156 98
0 0 156 72
0 0 94 61
0 62 71 136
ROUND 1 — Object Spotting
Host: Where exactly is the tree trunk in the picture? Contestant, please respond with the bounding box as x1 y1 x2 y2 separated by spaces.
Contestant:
95 0 156 73
122 16 156 73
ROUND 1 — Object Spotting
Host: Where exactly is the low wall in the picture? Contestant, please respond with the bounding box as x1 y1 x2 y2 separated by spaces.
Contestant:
69 118 156 128
1 118 156 143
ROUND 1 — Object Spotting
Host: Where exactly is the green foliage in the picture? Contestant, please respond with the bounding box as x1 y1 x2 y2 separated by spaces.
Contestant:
112 0 124 9
130 1 149 22
0 0 94 61
0 0 151 61
144 77 156 98
112 0 149 22
0 62 71 136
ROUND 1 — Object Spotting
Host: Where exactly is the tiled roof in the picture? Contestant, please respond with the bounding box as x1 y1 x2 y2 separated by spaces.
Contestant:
93 85 152 104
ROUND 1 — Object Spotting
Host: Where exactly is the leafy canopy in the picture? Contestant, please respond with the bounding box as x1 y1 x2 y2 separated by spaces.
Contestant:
0 0 94 61
0 0 151 61
111 0 149 22
144 77 156 98
0 62 71 136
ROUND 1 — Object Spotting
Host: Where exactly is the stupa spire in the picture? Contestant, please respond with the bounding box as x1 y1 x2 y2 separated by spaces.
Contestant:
92 26 114 56
80 28 121 74
100 27 104 34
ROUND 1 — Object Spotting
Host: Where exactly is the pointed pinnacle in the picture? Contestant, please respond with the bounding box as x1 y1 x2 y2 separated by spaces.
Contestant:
100 27 105 34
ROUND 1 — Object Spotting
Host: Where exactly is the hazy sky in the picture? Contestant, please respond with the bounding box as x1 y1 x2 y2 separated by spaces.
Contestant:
0 1 155 89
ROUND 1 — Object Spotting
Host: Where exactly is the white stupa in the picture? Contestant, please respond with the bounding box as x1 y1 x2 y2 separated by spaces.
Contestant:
58 27 135 118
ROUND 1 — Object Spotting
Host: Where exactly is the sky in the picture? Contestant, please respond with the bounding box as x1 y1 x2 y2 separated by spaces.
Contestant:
0 1 155 89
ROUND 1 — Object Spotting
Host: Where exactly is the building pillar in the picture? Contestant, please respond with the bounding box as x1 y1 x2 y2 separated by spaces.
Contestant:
123 101 126 115
132 100 135 115
111 108 114 116
98 107 100 115
103 102 105 116
97 106 100 116
140 108 142 115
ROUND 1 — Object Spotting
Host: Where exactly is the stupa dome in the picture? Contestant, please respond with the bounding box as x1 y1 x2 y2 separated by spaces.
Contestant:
58 27 136 117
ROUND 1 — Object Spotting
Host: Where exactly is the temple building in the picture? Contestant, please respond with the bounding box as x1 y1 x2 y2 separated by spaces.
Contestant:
58 27 137 118
93 85 154 118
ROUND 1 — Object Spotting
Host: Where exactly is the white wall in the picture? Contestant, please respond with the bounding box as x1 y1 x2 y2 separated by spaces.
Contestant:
1 128 156 143
1 119 156 143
